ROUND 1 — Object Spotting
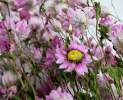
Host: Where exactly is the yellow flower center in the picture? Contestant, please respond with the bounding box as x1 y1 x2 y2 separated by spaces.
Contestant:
67 50 84 62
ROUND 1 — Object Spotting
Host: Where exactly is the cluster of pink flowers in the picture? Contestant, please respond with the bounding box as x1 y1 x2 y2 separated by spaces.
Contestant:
0 0 123 99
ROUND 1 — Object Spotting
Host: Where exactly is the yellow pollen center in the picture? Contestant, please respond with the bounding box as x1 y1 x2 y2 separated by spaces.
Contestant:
67 50 83 62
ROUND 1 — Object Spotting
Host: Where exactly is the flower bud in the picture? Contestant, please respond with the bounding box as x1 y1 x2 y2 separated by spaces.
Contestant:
2 71 17 87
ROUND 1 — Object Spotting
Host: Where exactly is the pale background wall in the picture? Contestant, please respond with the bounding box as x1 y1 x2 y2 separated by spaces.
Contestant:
101 0 123 20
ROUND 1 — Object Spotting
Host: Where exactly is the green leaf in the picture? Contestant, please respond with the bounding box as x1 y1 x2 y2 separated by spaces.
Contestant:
82 71 101 100
115 58 123 67
30 61 38 75
88 71 101 100
107 67 123 95
75 92 90 100
12 96 21 100
0 53 16 60
95 2 101 20
24 85 35 100
99 24 109 40
60 70 76 83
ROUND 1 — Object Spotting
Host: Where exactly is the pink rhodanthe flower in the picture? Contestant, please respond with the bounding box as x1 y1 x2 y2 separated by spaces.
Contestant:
19 7 31 20
109 23 123 54
45 36 62 67
99 15 115 26
55 42 90 75
2 71 17 87
15 20 30 40
104 46 117 65
0 27 10 53
31 47 42 60
46 87 73 100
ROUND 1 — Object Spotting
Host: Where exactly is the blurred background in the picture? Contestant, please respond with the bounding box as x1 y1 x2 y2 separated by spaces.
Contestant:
101 0 123 20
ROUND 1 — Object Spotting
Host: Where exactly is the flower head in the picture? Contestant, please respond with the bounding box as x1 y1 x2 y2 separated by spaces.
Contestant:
46 87 73 100
99 15 115 26
109 23 123 54
19 7 31 20
55 41 90 75
2 71 17 87
15 20 30 40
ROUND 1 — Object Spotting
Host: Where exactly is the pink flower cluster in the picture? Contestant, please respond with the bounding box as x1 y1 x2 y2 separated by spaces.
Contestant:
0 0 123 99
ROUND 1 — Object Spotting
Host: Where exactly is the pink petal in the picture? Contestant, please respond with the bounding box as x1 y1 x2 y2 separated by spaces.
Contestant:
69 42 78 49
78 45 88 53
75 64 88 75
83 54 91 64
56 58 65 64
59 62 68 69
55 54 65 59
65 63 75 72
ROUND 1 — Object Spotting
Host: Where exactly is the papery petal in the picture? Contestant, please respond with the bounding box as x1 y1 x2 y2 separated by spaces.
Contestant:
66 63 75 72
75 64 88 75
59 62 69 69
